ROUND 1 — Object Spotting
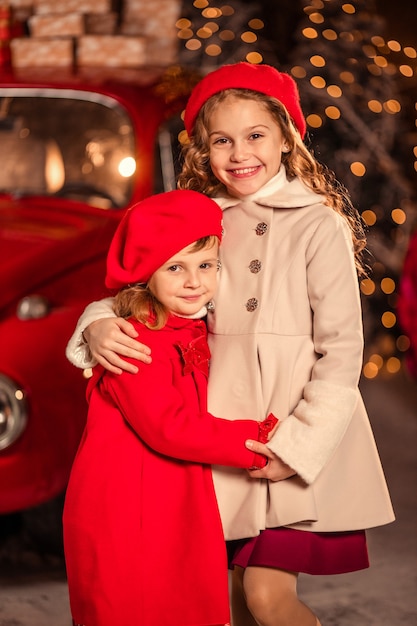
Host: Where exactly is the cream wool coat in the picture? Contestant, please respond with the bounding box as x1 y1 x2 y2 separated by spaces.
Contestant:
207 167 394 539
67 167 394 540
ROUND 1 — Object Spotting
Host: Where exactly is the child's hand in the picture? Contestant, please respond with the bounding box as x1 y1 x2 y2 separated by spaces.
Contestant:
85 317 152 375
245 440 296 481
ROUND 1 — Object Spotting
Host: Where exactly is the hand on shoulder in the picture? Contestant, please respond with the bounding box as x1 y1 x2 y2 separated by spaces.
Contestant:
85 317 151 375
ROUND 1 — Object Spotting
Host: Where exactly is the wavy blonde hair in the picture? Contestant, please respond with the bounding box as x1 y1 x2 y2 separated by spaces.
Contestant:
178 89 367 276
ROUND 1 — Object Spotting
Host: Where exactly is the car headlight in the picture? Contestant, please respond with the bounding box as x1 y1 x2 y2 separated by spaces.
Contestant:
0 375 28 450
16 295 50 320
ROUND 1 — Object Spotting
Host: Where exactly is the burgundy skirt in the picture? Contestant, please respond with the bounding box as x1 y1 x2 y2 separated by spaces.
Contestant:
227 527 369 575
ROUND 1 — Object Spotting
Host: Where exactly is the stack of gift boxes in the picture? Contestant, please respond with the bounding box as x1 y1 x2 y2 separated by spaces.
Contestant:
3 0 181 69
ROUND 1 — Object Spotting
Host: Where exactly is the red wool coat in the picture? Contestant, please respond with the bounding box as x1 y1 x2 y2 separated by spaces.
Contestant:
63 315 261 626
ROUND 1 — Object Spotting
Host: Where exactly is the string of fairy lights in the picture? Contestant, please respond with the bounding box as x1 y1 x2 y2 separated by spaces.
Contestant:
175 0 417 379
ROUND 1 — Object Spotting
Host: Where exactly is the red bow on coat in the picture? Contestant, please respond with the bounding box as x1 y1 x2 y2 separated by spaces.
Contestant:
178 334 211 378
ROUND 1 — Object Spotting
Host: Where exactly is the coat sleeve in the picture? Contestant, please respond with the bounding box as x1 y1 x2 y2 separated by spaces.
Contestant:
267 211 362 484
65 297 116 369
102 349 262 469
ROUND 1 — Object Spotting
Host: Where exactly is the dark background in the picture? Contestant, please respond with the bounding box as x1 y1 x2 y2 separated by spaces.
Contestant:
376 0 417 46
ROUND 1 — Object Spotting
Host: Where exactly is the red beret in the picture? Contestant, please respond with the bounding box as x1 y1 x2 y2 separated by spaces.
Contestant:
106 190 223 289
184 62 306 139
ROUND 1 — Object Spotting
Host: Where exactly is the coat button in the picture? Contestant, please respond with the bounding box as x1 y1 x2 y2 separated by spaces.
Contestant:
249 259 262 273
255 222 268 235
245 298 258 312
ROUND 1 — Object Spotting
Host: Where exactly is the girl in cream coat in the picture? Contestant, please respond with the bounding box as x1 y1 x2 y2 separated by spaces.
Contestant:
207 167 394 539
66 63 394 626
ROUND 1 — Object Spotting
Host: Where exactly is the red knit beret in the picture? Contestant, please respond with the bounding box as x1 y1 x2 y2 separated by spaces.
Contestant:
106 190 223 289
184 62 306 139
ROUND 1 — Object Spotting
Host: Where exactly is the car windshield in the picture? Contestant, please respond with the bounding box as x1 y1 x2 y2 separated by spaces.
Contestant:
0 88 136 209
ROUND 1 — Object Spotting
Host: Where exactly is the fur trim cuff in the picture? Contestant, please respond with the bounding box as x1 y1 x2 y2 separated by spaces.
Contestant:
267 380 358 484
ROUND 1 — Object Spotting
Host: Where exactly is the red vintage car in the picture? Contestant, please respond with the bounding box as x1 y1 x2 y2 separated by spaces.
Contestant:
0 66 192 526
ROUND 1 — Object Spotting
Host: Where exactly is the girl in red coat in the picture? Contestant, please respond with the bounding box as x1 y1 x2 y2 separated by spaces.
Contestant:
63 189 276 626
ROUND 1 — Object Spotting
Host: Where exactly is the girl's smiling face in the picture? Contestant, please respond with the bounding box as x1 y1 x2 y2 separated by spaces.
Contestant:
207 95 287 198
148 239 219 317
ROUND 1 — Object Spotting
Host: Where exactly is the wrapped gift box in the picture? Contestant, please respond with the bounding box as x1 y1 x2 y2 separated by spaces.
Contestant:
121 0 181 37
120 21 177 40
29 13 85 37
34 0 113 15
85 12 118 35
10 37 74 66
146 36 179 66
76 35 146 67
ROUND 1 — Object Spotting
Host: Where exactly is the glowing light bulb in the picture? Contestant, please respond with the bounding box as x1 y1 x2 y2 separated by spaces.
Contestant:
118 157 136 178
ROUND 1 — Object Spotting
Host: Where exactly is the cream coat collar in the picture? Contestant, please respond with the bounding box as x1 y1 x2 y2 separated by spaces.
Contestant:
214 165 324 211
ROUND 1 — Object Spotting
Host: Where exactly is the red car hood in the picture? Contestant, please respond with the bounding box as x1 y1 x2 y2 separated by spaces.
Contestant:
0 197 123 312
